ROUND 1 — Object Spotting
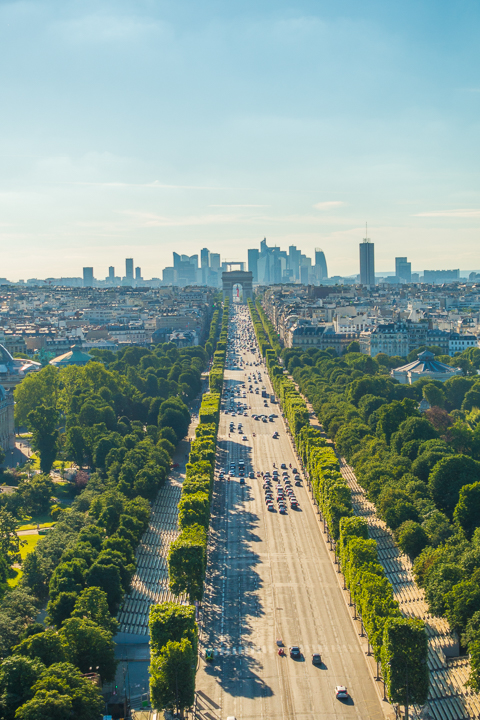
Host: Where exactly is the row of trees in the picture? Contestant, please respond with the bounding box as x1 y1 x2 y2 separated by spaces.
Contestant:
209 300 228 392
0 324 225 718
149 301 228 712
250 300 430 715
149 603 198 715
283 342 480 691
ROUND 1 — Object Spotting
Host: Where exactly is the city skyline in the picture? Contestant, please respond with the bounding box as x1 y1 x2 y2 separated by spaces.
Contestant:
1 0 480 280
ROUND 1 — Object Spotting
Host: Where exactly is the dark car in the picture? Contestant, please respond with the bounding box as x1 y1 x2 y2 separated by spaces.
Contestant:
279 506 287 514
249 471 255 479
292 468 298 474
312 653 322 666
281 463 287 469
289 646 301 658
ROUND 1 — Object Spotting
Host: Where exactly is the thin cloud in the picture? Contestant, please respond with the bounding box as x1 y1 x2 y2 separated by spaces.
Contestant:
209 204 270 208
313 201 345 210
414 209 480 218
70 181 229 190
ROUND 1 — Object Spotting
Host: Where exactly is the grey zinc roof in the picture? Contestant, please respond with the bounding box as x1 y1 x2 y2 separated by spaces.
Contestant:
393 350 457 375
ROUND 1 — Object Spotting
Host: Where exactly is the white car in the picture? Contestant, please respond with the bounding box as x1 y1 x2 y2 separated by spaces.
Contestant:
335 685 348 700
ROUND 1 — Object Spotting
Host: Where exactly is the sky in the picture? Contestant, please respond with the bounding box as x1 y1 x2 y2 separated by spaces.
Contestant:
1 0 480 281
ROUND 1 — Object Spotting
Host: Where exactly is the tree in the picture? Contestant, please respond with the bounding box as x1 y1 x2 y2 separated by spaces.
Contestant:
444 579 480 637
15 689 72 720
381 618 429 720
468 640 480 692
422 383 445 409
15 662 103 720
85 561 123 613
149 602 198 655
65 427 85 468
454 482 480 540
0 509 21 564
158 408 190 442
150 639 195 714
19 475 54 515
28 405 58 474
59 617 117 682
395 521 428 560
178 492 210 530
13 365 59 427
168 525 207 602
462 388 480 412
14 629 67 666
70 586 119 634
377 488 419 531
429 455 480 518
0 655 45 720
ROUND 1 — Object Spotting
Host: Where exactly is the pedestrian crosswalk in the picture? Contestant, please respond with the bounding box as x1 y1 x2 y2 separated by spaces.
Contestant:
201 643 362 657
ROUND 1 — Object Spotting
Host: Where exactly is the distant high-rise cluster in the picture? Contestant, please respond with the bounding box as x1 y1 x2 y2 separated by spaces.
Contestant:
247 238 328 285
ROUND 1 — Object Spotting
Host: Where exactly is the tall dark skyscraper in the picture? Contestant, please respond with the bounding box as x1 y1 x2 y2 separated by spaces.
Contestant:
108 266 115 280
125 258 134 281
359 238 375 286
135 266 142 281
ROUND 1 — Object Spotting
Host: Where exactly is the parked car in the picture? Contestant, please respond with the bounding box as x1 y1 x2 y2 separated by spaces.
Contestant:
335 686 348 700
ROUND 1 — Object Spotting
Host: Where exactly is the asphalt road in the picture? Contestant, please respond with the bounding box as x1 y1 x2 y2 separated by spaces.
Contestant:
195 305 385 720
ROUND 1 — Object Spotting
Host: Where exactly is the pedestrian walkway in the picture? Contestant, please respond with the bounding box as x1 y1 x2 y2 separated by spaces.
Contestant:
340 459 480 720
287 379 480 720
116 418 199 637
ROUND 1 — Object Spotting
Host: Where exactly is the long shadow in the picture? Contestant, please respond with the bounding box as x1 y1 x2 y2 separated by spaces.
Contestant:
200 438 274 700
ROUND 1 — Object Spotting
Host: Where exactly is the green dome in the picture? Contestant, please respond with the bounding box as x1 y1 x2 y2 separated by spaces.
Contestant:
50 344 93 367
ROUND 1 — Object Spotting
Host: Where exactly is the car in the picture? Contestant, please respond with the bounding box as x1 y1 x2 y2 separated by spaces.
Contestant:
335 686 348 700
289 646 301 658
290 501 299 509
281 463 287 469
219 472 225 479
312 653 322 665
242 435 247 441
205 648 214 662
295 480 302 486
240 477 245 485
293 468 298 474
249 471 255 479
273 433 278 439
267 503 275 512
279 506 287 514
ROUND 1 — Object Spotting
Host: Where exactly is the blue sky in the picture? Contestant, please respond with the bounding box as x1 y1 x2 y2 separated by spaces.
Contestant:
1 0 479 280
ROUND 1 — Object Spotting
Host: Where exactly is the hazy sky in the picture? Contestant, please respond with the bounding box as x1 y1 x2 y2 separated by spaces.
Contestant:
1 0 480 281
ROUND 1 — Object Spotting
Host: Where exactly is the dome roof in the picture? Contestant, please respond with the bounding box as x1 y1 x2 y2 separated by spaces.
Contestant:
50 344 93 367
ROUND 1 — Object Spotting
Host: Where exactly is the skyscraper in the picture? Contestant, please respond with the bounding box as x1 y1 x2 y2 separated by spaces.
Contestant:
248 248 259 282
395 257 412 283
108 266 115 281
125 258 134 281
210 253 221 272
359 238 375 286
200 248 210 284
135 267 142 281
314 249 328 281
83 267 94 287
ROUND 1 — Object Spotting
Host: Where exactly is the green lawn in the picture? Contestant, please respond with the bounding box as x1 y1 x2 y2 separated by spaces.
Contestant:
19 534 40 559
17 520 56 531
7 568 23 588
